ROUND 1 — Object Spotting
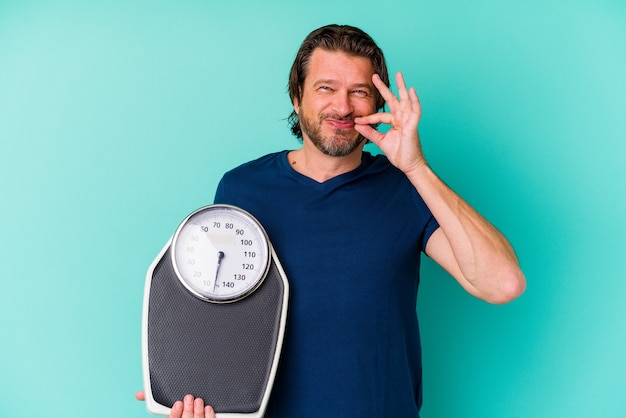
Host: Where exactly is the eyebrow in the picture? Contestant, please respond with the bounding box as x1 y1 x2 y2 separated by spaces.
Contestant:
312 79 339 87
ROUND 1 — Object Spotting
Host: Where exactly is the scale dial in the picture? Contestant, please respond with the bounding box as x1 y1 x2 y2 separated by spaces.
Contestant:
171 204 271 303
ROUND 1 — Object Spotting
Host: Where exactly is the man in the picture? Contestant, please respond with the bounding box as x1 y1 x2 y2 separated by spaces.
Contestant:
137 24 525 417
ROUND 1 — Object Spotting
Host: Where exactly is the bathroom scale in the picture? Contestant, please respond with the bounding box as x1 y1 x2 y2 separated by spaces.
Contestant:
142 204 289 417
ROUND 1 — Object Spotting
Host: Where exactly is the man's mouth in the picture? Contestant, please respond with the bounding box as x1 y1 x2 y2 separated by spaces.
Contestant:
325 118 355 130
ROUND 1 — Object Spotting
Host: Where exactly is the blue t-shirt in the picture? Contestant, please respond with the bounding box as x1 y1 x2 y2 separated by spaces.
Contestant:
214 150 439 418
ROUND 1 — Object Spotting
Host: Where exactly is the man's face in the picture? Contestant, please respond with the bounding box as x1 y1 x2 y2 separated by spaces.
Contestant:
294 49 377 157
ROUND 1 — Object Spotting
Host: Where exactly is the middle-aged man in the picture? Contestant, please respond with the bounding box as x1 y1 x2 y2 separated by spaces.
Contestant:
137 23 526 418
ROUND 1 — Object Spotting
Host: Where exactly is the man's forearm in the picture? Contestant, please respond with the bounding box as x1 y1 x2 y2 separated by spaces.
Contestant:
407 164 526 303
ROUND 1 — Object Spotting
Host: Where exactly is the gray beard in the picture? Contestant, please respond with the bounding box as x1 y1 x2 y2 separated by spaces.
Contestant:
310 131 366 157
300 115 365 157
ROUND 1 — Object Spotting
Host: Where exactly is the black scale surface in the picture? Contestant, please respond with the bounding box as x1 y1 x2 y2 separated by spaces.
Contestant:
147 248 285 413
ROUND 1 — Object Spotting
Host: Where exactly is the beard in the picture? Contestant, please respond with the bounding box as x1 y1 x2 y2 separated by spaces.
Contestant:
299 112 366 157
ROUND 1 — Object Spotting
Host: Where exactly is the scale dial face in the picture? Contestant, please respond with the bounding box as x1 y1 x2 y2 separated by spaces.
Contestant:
171 204 271 303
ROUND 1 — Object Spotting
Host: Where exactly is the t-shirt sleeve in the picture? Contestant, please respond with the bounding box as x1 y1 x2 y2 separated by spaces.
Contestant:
421 215 440 252
410 186 440 252
213 176 226 204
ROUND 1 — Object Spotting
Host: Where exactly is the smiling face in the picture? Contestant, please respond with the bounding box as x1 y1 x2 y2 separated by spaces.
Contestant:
293 48 377 157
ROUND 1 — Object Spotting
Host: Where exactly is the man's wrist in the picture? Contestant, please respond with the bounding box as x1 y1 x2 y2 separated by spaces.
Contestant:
403 159 432 184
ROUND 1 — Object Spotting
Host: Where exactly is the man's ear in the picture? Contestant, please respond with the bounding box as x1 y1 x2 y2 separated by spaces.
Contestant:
293 87 302 115
293 95 300 115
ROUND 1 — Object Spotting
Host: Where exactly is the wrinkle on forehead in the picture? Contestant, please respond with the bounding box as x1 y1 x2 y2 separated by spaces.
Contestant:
303 49 375 89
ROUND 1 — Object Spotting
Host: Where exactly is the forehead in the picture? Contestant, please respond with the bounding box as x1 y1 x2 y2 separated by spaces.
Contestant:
304 48 375 86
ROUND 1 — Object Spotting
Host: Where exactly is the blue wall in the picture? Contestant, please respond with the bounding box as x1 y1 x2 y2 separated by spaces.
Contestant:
1 1 625 417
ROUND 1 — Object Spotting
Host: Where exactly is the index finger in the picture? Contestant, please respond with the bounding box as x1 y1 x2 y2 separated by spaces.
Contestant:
372 73 399 111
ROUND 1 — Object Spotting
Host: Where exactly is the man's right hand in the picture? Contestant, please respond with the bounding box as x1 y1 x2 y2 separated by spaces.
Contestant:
135 390 216 418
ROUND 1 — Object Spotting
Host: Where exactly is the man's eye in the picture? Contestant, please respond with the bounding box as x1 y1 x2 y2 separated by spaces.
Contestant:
319 86 332 91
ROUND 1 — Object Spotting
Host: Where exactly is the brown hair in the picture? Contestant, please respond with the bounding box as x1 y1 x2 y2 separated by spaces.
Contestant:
287 24 390 139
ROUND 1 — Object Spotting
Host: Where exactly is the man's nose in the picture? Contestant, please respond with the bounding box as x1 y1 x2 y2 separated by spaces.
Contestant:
331 91 353 116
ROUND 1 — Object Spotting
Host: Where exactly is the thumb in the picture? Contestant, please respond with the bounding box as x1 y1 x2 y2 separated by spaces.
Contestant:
135 390 146 401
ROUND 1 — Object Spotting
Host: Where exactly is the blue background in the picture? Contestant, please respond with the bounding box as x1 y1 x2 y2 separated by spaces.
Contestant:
1 1 625 417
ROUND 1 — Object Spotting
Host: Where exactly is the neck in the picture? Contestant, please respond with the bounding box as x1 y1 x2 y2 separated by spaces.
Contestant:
288 141 365 183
